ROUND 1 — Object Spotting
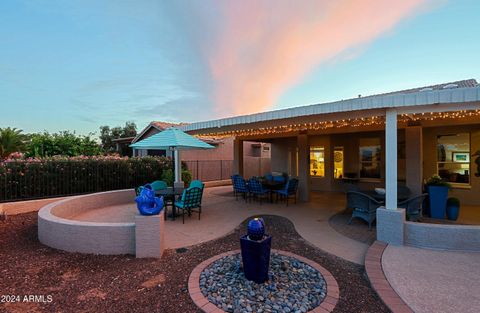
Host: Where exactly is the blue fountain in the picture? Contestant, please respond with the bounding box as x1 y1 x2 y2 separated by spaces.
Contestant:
135 185 164 216
240 217 272 283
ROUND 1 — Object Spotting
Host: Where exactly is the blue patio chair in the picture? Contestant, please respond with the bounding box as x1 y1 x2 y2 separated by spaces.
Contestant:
232 175 249 201
273 175 286 183
248 177 269 204
174 187 204 224
347 191 383 230
150 180 167 191
398 193 428 222
136 184 152 195
189 180 204 189
274 178 299 206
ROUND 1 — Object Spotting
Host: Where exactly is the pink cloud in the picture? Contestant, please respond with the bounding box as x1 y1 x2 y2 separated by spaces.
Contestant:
194 0 431 117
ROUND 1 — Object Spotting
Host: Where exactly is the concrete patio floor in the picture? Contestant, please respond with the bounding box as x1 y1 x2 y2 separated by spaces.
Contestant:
382 245 480 313
163 186 369 264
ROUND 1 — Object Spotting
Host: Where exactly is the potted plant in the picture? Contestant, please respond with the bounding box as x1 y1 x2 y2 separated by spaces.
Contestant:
446 197 460 221
425 175 451 219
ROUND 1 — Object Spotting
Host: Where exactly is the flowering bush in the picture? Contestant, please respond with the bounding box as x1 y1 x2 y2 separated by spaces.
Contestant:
425 174 451 188
0 156 191 202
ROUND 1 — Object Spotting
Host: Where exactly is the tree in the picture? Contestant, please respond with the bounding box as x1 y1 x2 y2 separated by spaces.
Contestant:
99 121 137 153
0 127 26 159
25 131 101 158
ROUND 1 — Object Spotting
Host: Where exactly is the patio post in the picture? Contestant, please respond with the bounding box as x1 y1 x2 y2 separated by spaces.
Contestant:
385 108 398 210
377 108 405 245
233 138 244 176
405 126 423 196
297 134 310 202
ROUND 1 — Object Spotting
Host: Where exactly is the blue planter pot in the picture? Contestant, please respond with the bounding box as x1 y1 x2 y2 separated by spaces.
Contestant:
446 204 459 221
427 185 448 219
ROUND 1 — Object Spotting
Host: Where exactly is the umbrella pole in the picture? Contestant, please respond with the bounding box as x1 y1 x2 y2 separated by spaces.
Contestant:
174 149 183 186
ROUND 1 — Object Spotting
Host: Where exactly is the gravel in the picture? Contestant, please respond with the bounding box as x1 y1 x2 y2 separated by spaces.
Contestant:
0 213 390 313
200 253 326 313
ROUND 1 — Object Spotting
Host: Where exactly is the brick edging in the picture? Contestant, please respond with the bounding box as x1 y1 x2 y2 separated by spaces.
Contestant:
188 249 340 313
365 241 413 313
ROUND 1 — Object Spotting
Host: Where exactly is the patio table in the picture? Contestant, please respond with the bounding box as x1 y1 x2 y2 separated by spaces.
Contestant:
261 180 285 203
156 187 184 220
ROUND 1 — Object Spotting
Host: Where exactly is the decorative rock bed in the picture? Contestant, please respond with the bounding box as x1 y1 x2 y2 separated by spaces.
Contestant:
189 250 340 313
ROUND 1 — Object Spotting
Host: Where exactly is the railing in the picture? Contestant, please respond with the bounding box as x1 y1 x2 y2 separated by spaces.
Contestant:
183 160 234 182
0 158 169 203
1 159 236 203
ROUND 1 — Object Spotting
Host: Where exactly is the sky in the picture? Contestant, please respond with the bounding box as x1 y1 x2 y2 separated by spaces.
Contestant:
0 0 479 136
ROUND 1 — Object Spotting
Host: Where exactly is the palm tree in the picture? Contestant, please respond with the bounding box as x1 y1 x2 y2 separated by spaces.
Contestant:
0 127 26 159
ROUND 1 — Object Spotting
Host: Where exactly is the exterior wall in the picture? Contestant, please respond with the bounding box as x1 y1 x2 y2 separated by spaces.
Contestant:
181 137 234 161
309 131 391 192
38 190 136 255
423 124 480 205
270 138 297 175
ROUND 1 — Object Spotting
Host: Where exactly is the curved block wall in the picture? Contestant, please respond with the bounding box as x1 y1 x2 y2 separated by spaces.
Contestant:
405 221 480 252
38 189 136 255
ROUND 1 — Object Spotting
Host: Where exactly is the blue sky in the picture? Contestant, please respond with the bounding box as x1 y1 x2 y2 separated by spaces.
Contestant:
0 0 479 135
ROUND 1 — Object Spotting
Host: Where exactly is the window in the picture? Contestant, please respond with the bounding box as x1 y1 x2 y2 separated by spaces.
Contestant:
310 146 325 177
333 146 344 179
359 138 381 179
437 133 470 185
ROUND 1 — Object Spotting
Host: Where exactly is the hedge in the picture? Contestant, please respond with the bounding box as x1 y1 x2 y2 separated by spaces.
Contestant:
0 156 187 202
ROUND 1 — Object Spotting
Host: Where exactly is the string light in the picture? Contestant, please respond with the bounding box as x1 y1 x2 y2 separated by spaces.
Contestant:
195 110 480 138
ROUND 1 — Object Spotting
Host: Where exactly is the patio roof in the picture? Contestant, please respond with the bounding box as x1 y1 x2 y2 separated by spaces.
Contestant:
181 79 480 134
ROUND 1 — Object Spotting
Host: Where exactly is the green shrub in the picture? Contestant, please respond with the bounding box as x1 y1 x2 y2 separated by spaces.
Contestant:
161 168 174 187
182 169 192 187
447 197 460 206
0 156 173 202
426 174 451 188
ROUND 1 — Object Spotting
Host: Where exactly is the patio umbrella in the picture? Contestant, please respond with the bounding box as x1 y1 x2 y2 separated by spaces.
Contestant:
130 127 214 185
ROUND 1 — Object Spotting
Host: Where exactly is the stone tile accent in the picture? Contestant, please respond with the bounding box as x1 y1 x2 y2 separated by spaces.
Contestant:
365 241 413 313
188 249 340 313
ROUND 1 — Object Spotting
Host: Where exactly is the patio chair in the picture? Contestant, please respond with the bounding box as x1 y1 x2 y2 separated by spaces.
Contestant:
398 193 428 222
189 180 204 189
248 177 269 204
274 178 299 206
136 184 152 196
347 191 383 230
174 187 204 224
150 180 167 191
232 175 249 201
398 184 412 200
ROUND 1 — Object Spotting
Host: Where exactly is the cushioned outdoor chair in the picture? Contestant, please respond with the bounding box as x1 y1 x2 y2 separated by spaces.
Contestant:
231 175 249 201
398 193 428 222
150 180 167 191
347 191 383 230
274 178 299 206
248 177 269 204
174 187 204 224
189 180 204 189
398 184 412 200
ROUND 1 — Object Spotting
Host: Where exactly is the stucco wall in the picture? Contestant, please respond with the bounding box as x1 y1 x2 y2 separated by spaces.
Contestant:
38 190 136 255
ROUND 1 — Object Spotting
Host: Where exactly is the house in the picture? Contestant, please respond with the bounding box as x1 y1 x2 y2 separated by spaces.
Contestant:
129 121 271 181
180 79 480 247
181 79 480 203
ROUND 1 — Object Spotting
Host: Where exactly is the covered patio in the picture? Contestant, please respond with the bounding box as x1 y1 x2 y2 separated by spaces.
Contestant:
182 81 480 249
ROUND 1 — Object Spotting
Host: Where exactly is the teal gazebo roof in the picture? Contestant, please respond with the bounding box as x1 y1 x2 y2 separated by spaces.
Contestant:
130 127 214 150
